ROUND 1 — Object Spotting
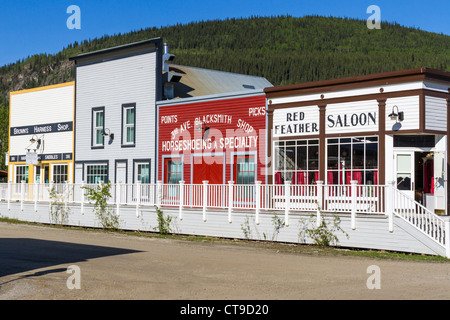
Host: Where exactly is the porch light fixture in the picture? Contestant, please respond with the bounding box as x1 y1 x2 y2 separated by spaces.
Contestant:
388 105 404 122
29 135 42 150
196 126 210 141
102 128 115 141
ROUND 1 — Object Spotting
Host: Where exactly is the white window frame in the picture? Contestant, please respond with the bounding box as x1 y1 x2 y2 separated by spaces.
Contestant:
135 162 150 184
86 164 108 184
15 165 29 184
92 108 105 148
122 104 136 146
52 164 68 184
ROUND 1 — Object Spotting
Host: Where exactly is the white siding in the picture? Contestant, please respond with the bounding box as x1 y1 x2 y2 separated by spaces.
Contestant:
425 96 447 132
326 100 378 134
385 96 420 131
9 84 74 157
75 51 158 184
10 85 74 127
1 201 445 257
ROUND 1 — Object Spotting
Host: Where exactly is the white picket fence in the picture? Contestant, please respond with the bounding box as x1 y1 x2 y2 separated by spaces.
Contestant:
1 180 449 257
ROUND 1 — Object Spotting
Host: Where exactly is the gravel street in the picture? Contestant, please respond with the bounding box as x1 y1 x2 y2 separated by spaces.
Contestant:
1 222 449 301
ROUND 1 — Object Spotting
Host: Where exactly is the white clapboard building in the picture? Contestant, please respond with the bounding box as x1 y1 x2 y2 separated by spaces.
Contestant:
8 82 75 185
70 38 163 185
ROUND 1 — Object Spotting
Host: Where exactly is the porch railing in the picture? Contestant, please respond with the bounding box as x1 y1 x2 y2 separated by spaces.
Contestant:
1 179 449 257
390 183 448 252
0 180 387 218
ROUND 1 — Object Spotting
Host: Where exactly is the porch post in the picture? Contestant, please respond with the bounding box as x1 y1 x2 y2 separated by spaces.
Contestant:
316 181 324 228
80 181 85 215
136 180 141 218
156 181 162 209
228 181 233 223
202 181 208 222
116 182 121 217
351 180 357 230
179 181 184 221
445 220 450 259
64 181 69 213
34 182 38 212
20 180 25 211
7 180 11 211
255 181 261 225
377 98 387 186
386 181 395 232
284 181 291 227
49 180 53 214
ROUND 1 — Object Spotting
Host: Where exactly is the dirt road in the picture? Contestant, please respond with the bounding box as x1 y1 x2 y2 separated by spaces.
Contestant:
1 222 449 301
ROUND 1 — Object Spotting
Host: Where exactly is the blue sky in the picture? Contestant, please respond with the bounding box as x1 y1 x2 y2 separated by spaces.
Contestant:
0 0 448 67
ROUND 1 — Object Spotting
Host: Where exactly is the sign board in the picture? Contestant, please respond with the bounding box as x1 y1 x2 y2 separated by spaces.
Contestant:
273 101 380 137
273 106 320 137
26 152 38 165
10 121 73 136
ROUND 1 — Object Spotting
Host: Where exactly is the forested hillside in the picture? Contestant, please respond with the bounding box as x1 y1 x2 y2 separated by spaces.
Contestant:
0 15 449 169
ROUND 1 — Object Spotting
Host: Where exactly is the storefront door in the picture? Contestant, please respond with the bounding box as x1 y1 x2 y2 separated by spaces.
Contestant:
394 151 415 199
433 152 446 212
192 155 224 185
43 164 50 184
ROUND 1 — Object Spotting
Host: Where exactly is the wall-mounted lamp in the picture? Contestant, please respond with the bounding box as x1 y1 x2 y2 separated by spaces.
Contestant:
102 128 115 143
388 105 404 122
28 135 43 150
197 126 210 141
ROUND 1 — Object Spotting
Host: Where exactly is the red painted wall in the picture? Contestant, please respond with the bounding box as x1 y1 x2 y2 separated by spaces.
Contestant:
158 94 267 184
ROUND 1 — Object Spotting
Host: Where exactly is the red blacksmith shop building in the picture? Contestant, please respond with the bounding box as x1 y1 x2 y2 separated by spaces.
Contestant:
157 87 270 185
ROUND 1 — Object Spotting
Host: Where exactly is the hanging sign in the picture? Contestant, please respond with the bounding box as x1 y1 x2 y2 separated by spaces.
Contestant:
26 152 38 165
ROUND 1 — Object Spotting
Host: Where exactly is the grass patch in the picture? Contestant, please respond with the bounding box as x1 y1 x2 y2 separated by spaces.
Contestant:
0 216 448 262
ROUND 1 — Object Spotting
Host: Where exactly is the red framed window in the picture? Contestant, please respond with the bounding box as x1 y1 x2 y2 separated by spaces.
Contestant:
164 158 183 184
234 155 256 185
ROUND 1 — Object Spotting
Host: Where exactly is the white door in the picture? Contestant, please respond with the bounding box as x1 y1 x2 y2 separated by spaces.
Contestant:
434 152 445 211
394 151 415 200
75 164 83 184
116 162 127 184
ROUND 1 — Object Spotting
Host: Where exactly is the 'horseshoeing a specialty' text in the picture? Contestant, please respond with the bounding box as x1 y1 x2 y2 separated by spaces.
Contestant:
161 136 258 152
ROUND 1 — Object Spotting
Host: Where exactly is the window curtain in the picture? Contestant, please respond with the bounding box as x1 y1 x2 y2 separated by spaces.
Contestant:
275 172 282 185
424 161 430 194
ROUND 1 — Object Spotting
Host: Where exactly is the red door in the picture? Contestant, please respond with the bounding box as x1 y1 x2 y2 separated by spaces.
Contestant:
192 155 224 208
193 155 223 184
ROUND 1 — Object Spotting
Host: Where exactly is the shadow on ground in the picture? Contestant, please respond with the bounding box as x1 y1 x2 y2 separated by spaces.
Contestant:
0 238 142 279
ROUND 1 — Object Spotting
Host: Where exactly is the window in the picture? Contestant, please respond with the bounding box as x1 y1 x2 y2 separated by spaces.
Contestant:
135 162 150 184
16 166 29 183
92 108 105 147
274 139 319 185
134 161 151 200
86 164 108 184
34 166 41 183
164 158 182 200
165 158 182 184
122 104 136 146
327 136 378 185
53 165 68 183
234 155 255 185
